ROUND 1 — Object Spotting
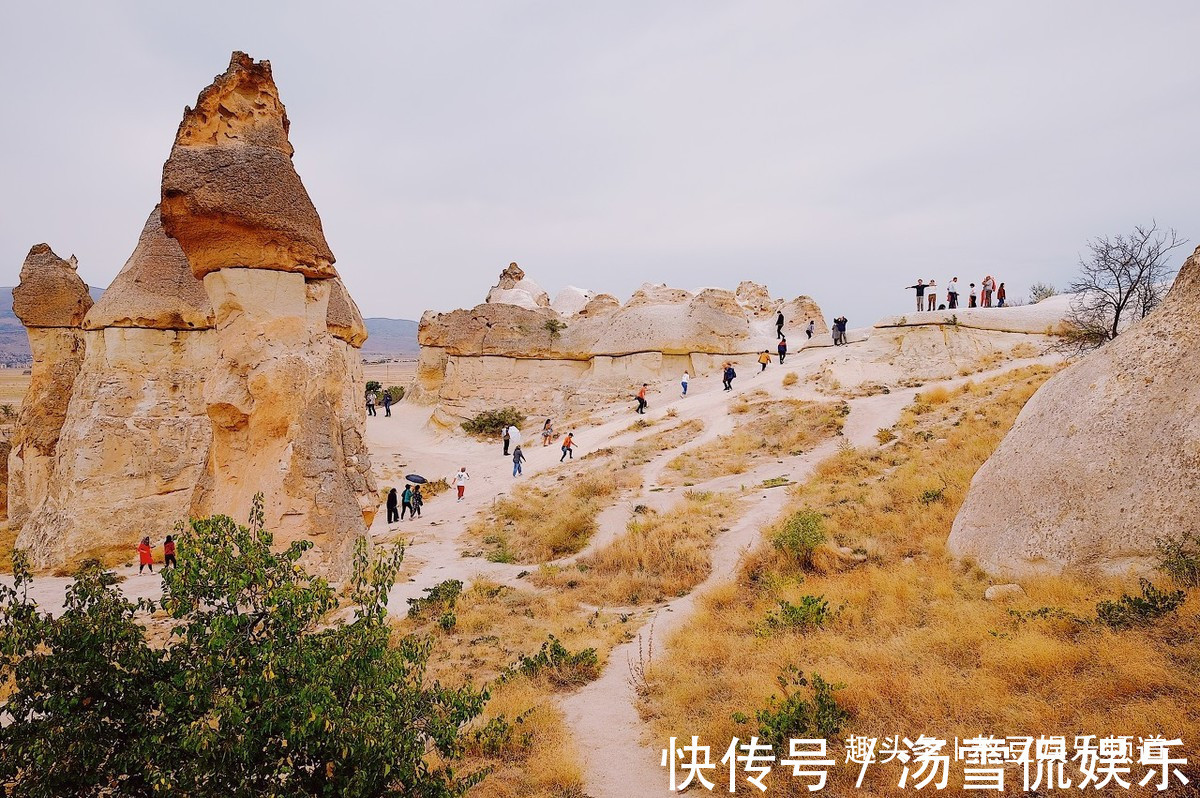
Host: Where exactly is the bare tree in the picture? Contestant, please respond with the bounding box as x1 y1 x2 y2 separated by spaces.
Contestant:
1063 223 1186 353
1027 282 1057 304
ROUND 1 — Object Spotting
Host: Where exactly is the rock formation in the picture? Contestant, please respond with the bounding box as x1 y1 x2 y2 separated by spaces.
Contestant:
413 265 827 421
948 247 1200 577
15 208 215 566
161 52 375 576
9 52 375 578
6 245 92 528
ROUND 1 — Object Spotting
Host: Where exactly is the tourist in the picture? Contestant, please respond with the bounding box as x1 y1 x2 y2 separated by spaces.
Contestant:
833 316 849 345
383 390 392 417
806 320 815 339
137 536 154 574
722 363 737 391
926 280 937 311
541 418 554 446
412 485 423 517
401 484 414 520
947 278 960 309
452 467 470 502
778 337 787 364
981 275 994 307
387 487 399 523
776 310 785 338
502 426 511 456
968 283 978 308
906 279 926 311
681 371 689 397
512 445 526 477
635 383 648 414
163 535 177 569
758 350 770 372
560 432 575 462
997 282 1007 307
366 390 376 417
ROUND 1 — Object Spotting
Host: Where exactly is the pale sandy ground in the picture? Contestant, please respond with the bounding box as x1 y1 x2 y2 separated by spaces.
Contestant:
2 327 1061 795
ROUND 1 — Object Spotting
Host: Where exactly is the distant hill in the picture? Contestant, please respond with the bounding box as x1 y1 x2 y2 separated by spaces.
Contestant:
362 317 420 359
0 287 418 366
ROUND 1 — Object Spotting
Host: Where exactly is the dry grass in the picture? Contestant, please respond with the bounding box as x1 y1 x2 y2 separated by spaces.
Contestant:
470 465 641 563
781 372 798 387
1010 340 1041 358
640 365 1200 795
397 580 632 798
0 523 15 573
662 399 846 484
532 490 741 606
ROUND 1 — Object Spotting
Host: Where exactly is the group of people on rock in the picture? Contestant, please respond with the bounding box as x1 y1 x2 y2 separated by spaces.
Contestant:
135 535 176 574
906 277 1006 312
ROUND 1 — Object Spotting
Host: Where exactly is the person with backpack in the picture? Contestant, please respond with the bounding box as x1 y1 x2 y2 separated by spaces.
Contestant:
635 384 648 414
722 363 737 391
137 537 154 575
401 484 414 520
758 350 770 372
387 487 400 523
778 337 788 364
512 445 526 477
163 535 177 569
560 432 575 462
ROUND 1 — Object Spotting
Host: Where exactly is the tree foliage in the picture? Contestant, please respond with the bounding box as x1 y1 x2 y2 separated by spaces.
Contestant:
1063 223 1186 353
0 497 486 797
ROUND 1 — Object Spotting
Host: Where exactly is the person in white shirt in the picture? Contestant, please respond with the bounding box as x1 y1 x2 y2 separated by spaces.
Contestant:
452 467 470 502
681 372 689 397
947 277 960 309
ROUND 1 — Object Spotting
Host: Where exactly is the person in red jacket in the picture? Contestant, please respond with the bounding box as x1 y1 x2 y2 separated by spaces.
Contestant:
137 536 154 574
163 535 177 569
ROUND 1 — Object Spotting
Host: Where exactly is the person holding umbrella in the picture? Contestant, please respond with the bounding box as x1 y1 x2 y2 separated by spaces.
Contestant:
412 485 423 517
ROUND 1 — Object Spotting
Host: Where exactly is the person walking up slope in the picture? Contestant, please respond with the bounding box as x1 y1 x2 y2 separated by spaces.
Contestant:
512 445 526 477
452 467 470 502
681 372 689 397
635 383 648 414
775 310 785 338
778 337 787 364
722 363 737 391
560 432 575 462
758 351 770 372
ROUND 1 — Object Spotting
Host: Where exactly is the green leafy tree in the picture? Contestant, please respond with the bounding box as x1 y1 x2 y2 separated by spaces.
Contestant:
0 497 487 797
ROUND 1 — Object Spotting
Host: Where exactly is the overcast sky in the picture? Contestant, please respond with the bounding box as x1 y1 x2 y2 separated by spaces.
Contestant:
1 1 1196 324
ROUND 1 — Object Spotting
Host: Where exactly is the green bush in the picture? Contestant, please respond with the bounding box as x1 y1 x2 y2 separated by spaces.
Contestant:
513 635 599 689
764 596 831 633
1156 532 1200 587
462 407 526 437
471 710 535 759
1095 579 1186 629
772 510 827 567
752 667 848 750
408 579 464 619
365 379 382 398
0 496 486 797
385 385 405 403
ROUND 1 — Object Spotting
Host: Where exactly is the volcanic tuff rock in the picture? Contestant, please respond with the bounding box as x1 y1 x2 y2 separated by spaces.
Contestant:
160 51 336 280
9 52 375 579
413 265 827 420
6 246 91 528
948 246 1200 577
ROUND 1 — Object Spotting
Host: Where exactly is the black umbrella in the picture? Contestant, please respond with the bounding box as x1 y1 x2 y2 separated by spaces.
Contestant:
405 474 428 484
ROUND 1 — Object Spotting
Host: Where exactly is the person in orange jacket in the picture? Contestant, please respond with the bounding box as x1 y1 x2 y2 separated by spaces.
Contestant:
137 536 154 574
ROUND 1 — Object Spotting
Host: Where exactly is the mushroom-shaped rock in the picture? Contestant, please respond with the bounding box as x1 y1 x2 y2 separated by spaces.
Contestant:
13 245 93 328
84 207 214 330
160 51 336 279
485 262 551 309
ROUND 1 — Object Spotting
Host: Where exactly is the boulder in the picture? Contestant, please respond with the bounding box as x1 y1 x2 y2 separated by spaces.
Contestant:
12 244 93 328
984 584 1026 601
485 262 551 309
948 246 1200 577
552 286 595 317
160 52 336 280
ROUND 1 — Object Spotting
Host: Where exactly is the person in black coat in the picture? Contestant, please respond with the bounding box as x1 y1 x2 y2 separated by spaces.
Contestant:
386 487 399 524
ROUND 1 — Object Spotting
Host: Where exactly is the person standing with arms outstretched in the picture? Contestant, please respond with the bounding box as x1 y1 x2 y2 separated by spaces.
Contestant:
906 279 926 311
452 467 470 502
137 537 154 574
635 383 648 414
560 432 575 462
776 310 785 338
